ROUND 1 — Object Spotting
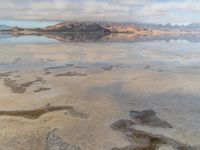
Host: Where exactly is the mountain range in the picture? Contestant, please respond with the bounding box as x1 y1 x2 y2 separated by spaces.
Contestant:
1 22 200 33
1 22 200 42
135 23 200 31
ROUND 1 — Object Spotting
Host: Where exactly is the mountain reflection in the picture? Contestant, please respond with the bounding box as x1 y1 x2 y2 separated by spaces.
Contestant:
1 32 200 43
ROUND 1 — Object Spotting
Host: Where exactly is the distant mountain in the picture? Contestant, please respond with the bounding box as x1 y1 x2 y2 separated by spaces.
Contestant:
2 21 200 33
45 22 111 34
0 25 11 30
184 23 200 31
44 22 149 34
1 21 200 43
134 22 200 31
5 22 150 38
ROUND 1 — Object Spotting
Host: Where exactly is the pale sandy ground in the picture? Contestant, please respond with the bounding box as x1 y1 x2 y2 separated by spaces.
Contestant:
0 41 200 149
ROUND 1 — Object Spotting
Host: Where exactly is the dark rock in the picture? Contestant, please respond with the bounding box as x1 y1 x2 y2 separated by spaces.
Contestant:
111 119 197 150
111 119 134 133
46 129 81 150
129 109 173 128
110 110 198 150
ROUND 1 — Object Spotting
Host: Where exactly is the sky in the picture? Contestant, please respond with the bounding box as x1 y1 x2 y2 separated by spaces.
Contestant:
0 0 200 27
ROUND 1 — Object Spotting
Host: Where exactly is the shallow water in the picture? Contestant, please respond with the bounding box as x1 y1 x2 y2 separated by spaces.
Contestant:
0 35 200 149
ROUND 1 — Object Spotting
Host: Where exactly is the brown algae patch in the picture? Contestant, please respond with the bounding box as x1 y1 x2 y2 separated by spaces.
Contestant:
111 119 197 150
55 71 86 77
0 105 89 119
20 77 43 87
129 109 173 128
3 78 26 93
3 77 44 94
0 71 18 80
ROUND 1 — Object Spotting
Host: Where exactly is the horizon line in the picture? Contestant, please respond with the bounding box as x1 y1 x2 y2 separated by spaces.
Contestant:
0 19 200 26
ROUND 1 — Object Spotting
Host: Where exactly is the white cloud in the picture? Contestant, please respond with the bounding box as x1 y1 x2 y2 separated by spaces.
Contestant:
0 0 200 24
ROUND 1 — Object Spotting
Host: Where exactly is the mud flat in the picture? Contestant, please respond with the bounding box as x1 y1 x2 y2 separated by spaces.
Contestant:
0 39 200 150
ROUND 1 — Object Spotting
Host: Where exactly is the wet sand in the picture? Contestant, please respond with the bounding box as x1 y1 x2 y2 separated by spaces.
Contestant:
0 41 200 149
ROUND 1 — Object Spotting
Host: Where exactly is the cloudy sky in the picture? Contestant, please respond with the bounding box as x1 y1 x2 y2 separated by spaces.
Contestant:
0 0 199 26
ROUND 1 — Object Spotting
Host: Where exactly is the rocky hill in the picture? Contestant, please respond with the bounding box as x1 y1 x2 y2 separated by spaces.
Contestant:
44 22 111 34
44 22 149 34
7 22 149 35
